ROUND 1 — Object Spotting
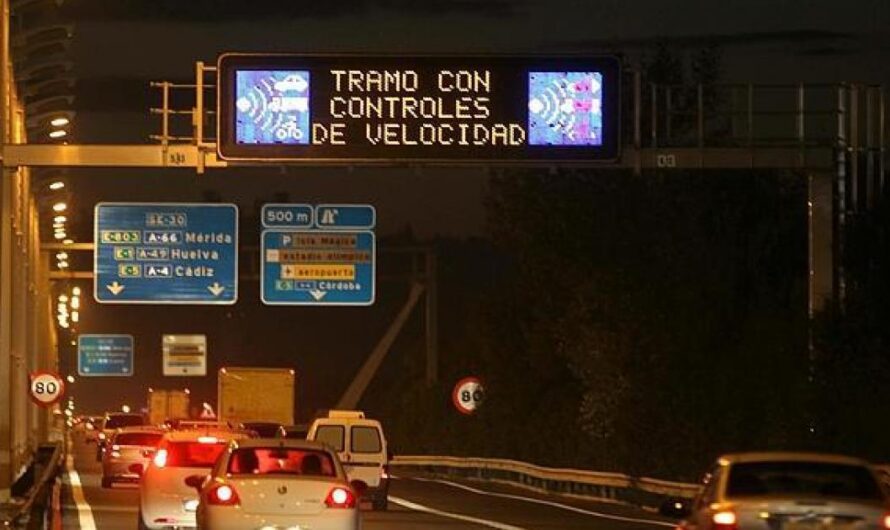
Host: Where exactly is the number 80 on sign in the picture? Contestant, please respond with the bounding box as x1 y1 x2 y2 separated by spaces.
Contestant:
29 371 65 407
452 376 485 415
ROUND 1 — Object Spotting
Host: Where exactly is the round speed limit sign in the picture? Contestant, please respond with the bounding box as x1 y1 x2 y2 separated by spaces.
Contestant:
452 377 485 415
29 371 65 407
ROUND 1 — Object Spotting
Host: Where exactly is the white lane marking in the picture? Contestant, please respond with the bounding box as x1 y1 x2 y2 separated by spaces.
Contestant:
390 496 528 530
66 455 98 530
409 477 676 528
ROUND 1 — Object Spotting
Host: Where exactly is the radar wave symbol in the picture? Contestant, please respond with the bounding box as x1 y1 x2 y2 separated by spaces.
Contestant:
532 79 578 137
237 77 285 133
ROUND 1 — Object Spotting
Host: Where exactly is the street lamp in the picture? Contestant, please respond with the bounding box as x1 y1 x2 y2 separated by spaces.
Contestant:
48 129 66 139
51 201 66 212
49 116 68 127
48 180 64 190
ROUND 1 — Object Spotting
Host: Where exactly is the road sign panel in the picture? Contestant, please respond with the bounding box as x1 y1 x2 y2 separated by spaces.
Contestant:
261 204 313 228
261 229 375 305
163 334 207 376
315 204 376 230
217 54 621 163
78 335 134 376
453 377 485 415
94 203 238 304
29 371 65 407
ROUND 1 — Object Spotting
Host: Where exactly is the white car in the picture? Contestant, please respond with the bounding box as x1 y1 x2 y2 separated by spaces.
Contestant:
192 439 363 530
138 429 251 530
666 452 890 530
308 410 390 510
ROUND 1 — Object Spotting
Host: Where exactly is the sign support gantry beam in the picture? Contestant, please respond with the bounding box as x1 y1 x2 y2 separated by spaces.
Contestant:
1 143 837 171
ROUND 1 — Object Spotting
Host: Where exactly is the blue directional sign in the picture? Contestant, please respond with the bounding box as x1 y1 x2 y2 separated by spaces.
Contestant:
315 205 376 230
78 335 134 377
261 204 375 306
94 203 238 304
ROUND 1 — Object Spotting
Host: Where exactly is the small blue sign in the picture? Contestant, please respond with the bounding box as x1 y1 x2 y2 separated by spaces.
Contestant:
315 204 376 230
261 229 375 306
261 204 313 228
94 203 238 304
78 335 134 377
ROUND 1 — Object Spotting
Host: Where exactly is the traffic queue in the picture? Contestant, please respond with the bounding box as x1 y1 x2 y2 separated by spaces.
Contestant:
73 398 389 530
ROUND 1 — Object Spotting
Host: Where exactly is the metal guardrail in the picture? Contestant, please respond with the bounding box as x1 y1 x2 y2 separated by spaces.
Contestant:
1 442 64 529
390 455 700 508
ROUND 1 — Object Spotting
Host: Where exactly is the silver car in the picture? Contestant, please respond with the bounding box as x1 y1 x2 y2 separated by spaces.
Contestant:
101 427 165 488
667 452 890 530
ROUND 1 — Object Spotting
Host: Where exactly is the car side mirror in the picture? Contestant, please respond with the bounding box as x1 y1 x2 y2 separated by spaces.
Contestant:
659 498 692 518
185 475 206 491
128 463 144 476
350 479 368 497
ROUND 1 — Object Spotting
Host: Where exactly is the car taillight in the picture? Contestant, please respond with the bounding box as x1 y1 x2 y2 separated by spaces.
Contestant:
882 514 890 529
712 511 738 530
207 484 240 506
325 487 356 509
153 449 168 468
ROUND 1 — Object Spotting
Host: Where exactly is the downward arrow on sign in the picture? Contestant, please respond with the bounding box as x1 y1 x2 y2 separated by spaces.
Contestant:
106 282 125 295
208 283 226 297
309 289 327 301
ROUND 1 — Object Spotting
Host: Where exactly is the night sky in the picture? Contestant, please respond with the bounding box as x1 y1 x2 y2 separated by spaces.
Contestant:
44 0 889 417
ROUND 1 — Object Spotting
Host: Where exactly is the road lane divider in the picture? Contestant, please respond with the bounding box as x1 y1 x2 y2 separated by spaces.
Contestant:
409 477 676 528
65 455 97 530
389 496 528 530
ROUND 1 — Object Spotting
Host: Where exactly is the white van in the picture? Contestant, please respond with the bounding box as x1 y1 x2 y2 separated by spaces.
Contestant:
308 410 390 510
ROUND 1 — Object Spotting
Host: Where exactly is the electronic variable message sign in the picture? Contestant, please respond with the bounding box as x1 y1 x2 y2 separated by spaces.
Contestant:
217 54 620 163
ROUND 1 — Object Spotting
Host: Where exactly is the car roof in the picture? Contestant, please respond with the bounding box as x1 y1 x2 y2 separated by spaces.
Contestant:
312 417 382 428
114 426 165 434
718 452 872 467
233 438 331 451
161 429 249 442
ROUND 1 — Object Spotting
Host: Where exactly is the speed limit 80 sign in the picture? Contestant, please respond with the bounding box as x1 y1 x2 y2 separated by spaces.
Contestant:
452 376 485 415
29 371 65 407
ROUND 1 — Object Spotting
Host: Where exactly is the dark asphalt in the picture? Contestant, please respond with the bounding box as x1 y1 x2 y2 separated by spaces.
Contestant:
62 432 673 529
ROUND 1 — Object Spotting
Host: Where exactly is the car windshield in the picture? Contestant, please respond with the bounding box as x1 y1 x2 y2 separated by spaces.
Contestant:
727 462 883 500
166 441 229 468
113 432 162 447
105 415 144 429
227 448 336 477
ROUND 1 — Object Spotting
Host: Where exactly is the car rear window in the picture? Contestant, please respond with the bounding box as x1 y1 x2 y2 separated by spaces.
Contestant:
727 461 884 500
105 415 144 429
314 425 345 452
114 433 162 447
351 426 382 454
166 441 228 468
227 448 336 477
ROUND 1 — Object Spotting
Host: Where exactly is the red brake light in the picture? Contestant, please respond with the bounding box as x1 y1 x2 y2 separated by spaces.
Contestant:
325 487 356 509
207 484 240 506
712 511 738 530
153 449 168 468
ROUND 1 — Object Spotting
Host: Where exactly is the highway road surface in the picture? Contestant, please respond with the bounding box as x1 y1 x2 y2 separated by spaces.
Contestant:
61 434 675 529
